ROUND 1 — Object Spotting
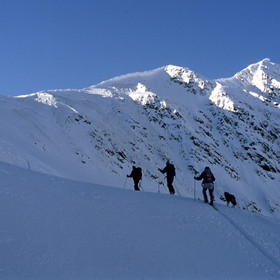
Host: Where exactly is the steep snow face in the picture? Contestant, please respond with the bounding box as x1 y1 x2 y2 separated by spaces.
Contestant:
251 59 280 95
0 60 280 218
209 83 236 111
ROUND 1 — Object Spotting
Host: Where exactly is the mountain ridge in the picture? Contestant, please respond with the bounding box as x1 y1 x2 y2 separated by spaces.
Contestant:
1 58 280 218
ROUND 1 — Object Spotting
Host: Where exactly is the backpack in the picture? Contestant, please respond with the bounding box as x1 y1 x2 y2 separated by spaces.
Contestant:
204 168 213 183
168 164 176 177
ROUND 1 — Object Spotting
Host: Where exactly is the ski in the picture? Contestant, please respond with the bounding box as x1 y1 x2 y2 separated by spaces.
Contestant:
210 204 218 211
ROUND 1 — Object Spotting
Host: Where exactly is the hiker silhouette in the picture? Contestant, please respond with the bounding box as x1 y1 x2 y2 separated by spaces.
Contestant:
159 160 176 195
127 166 142 191
194 167 215 205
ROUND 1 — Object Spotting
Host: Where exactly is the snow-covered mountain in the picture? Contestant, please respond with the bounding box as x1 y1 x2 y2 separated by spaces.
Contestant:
1 58 280 218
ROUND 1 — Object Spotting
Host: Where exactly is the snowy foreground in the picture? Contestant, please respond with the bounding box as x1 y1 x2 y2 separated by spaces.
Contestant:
1 161 280 280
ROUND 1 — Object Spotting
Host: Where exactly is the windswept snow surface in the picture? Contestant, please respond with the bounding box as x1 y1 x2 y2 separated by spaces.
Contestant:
0 161 280 280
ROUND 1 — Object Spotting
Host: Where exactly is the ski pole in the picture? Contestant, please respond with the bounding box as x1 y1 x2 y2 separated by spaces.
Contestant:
174 181 181 197
158 170 160 193
194 178 196 201
123 177 127 189
139 180 144 191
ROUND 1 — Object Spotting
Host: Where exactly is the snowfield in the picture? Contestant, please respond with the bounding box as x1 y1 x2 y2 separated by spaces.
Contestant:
1 161 280 280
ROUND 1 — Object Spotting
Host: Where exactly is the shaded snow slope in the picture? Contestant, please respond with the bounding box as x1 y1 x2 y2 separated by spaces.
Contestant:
0 59 280 218
1 161 280 279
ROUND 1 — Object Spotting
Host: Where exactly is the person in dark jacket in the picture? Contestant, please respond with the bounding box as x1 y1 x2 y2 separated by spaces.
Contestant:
127 166 142 191
159 160 176 195
194 166 215 205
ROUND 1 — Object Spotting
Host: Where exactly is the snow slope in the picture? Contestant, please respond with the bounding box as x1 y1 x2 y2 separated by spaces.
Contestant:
0 59 280 219
1 161 280 280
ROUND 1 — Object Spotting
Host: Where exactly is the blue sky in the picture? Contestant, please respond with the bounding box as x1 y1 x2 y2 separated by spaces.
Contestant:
1 0 279 96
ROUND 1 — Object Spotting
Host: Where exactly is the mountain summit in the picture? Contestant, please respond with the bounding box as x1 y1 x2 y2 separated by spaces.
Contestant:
0 59 280 218
233 58 280 95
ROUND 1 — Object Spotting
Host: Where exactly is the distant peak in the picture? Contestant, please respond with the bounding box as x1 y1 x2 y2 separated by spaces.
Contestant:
234 58 278 79
164 65 186 71
250 58 278 69
164 65 196 78
257 58 277 69
231 58 280 94
260 58 271 63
